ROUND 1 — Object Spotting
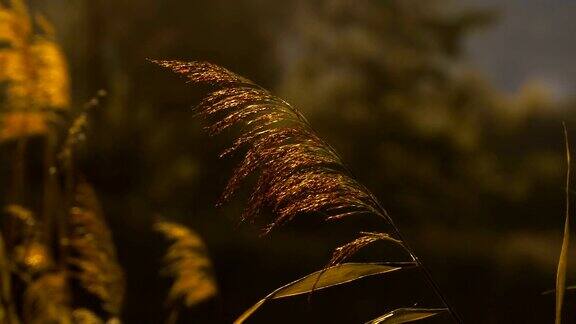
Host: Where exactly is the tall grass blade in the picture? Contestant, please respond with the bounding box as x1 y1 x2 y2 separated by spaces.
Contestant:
365 307 448 324
555 123 571 324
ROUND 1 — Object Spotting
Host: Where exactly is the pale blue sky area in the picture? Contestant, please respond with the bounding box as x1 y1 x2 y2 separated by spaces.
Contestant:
461 0 576 98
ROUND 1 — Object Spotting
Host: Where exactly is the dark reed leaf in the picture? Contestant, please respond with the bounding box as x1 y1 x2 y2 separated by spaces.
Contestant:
234 262 414 324
365 307 448 324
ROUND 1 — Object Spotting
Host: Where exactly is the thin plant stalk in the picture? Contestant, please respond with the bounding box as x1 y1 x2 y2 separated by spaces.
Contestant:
555 123 571 324
11 137 27 204
42 133 57 260
373 202 463 324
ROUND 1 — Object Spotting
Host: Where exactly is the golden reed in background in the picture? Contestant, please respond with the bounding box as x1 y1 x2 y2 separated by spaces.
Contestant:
0 0 69 142
0 1 217 323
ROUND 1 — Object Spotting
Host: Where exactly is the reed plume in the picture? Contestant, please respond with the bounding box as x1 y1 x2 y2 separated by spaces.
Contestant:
0 0 69 110
67 180 125 317
23 271 72 324
0 112 54 142
152 60 386 234
0 0 69 143
4 205 52 278
1 2 116 322
153 60 453 323
327 232 402 267
71 308 105 324
29 16 70 110
154 220 217 312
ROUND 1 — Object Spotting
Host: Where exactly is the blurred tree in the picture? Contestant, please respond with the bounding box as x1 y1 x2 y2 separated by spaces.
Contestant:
276 0 562 228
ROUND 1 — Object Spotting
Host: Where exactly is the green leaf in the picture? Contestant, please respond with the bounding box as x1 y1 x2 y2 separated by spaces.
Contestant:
234 262 413 324
365 308 448 324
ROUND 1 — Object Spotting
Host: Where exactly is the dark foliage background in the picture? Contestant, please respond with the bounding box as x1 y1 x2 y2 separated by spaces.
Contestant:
17 0 576 322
